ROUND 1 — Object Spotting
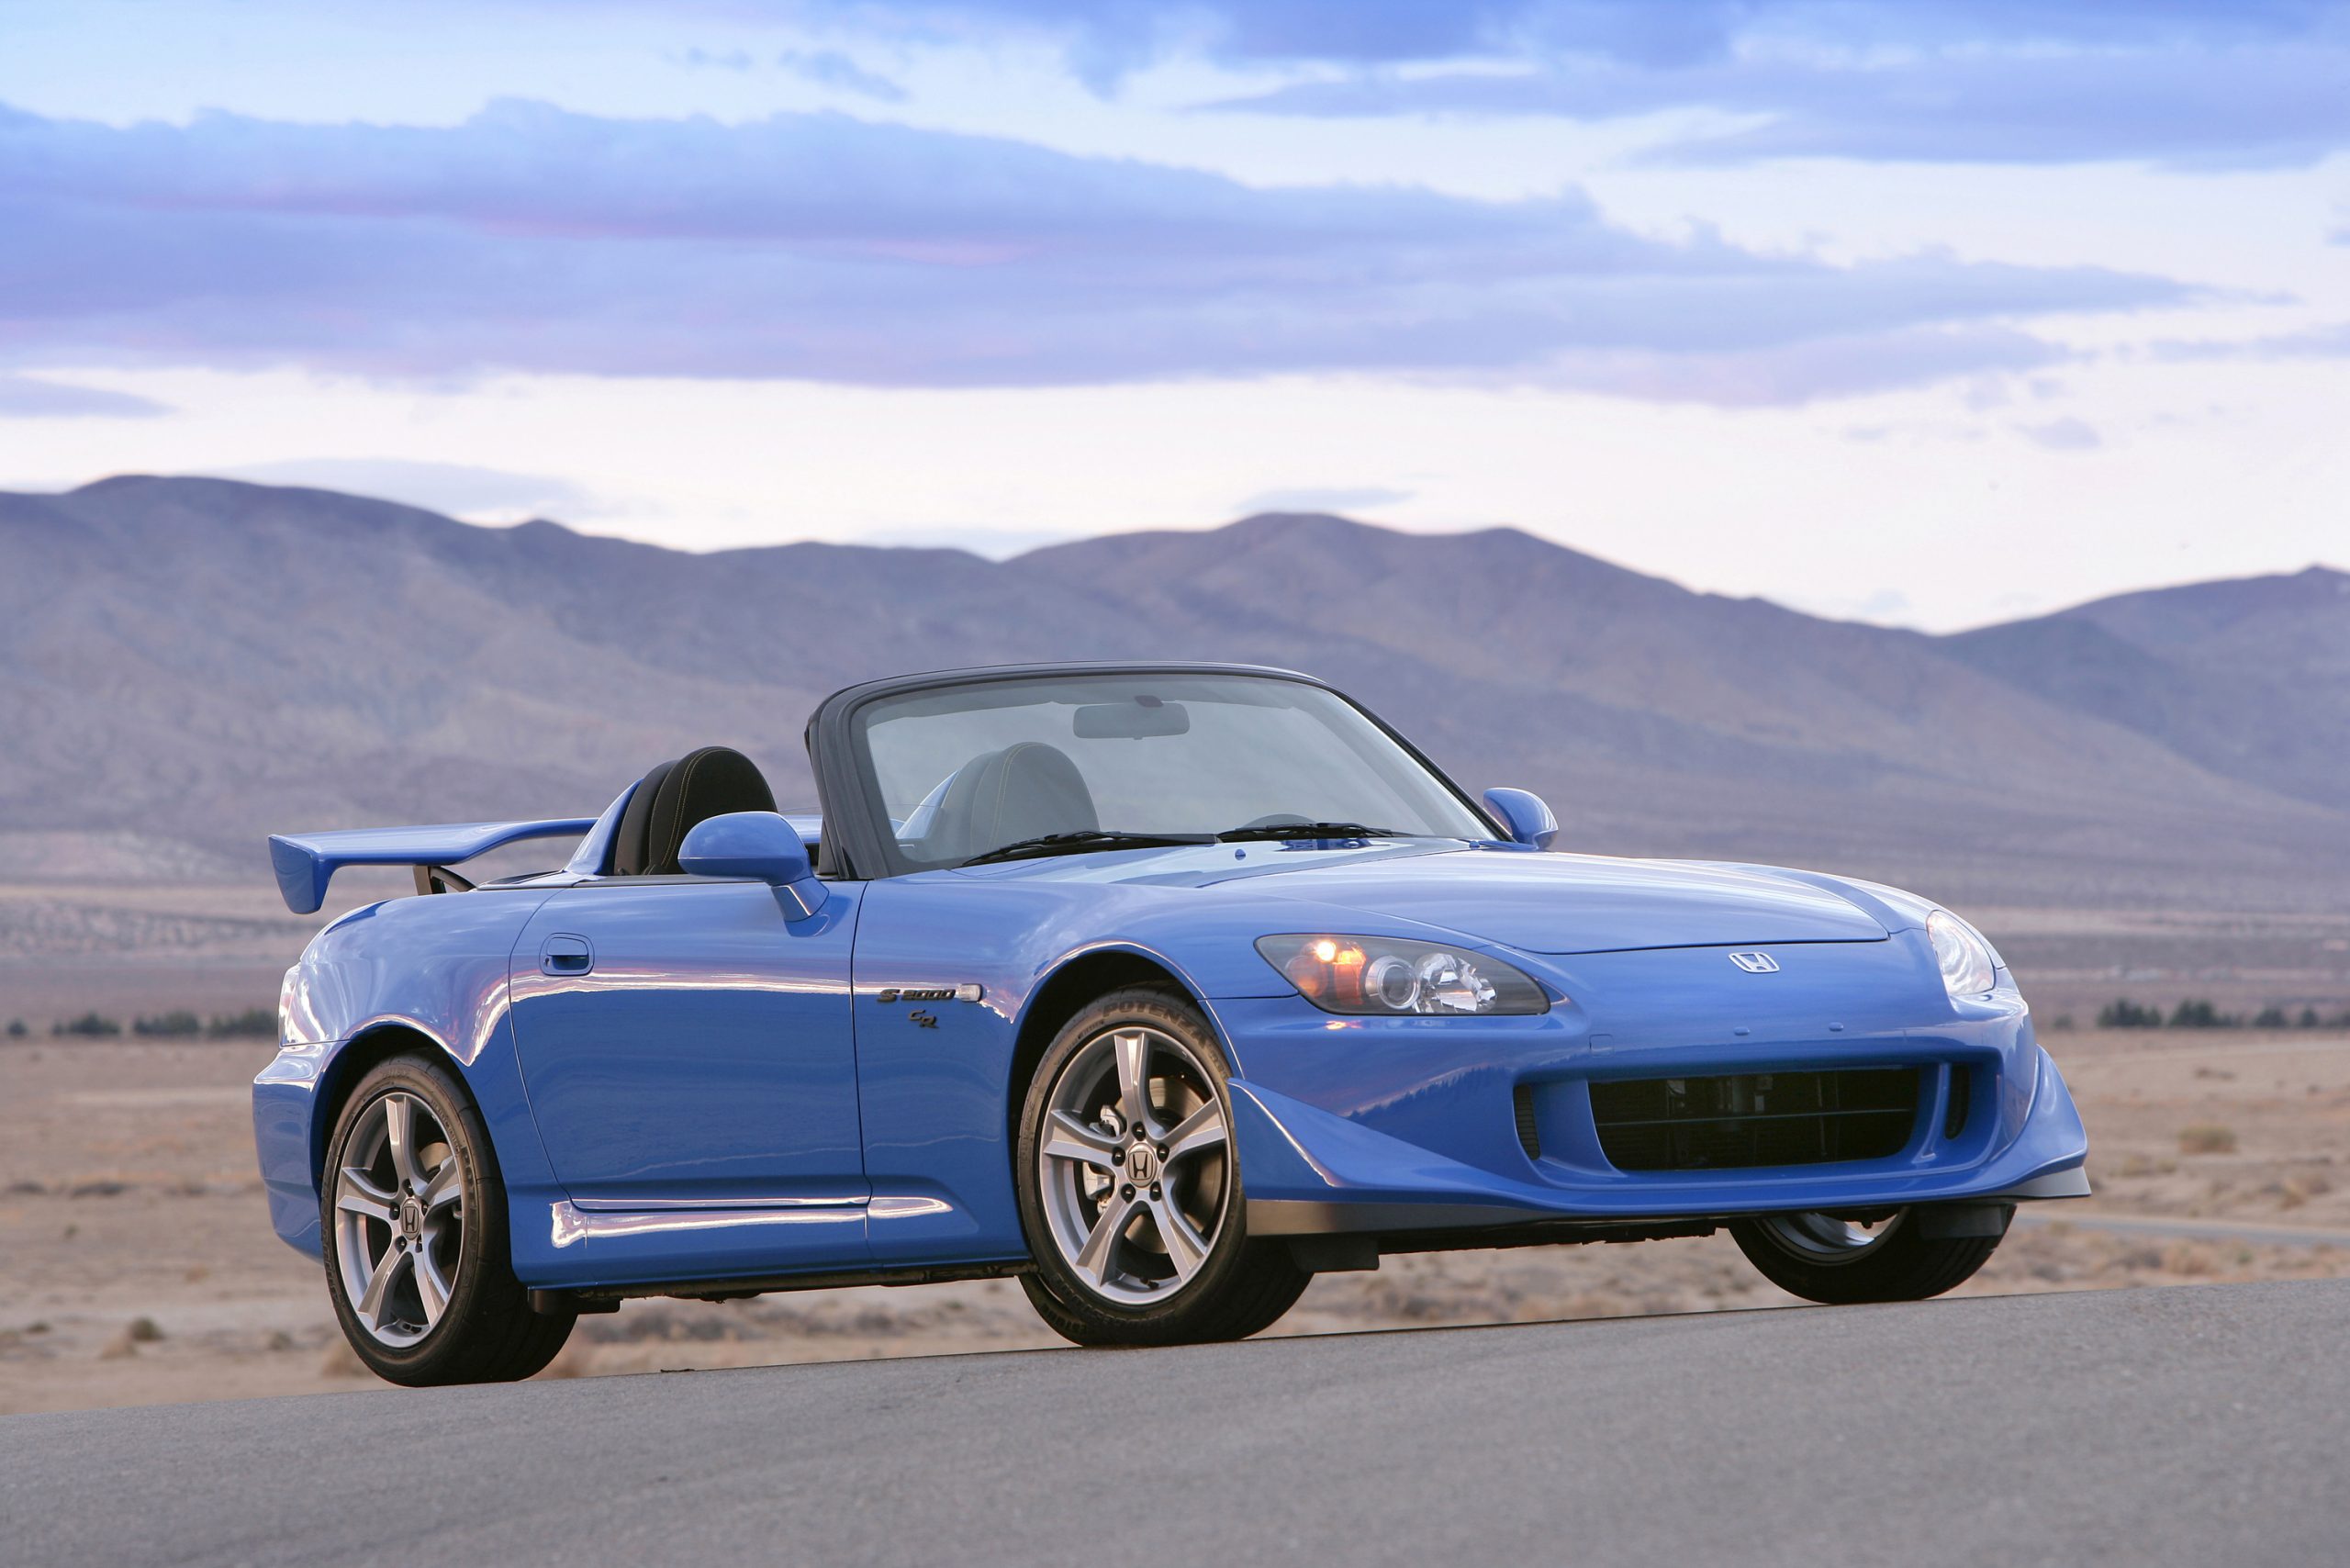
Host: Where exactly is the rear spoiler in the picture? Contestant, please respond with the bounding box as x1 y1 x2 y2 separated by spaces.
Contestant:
268 819 597 914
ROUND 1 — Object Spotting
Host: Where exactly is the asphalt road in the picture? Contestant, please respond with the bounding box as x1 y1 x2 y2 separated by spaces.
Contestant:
6 1281 2347 1568
2016 1207 2350 1249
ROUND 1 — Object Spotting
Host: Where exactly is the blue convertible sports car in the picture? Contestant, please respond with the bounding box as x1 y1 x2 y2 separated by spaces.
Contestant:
257 662 2088 1383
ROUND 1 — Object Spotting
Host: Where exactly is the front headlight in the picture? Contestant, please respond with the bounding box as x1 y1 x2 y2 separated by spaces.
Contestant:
1927 910 1997 998
1256 935 1550 1016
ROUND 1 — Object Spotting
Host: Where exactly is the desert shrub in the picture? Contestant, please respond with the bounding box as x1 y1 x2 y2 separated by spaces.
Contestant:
2300 1008 2322 1028
206 1008 277 1038
2253 1005 2290 1029
2097 999 2163 1028
2167 998 2227 1028
2048 1014 2076 1031
132 1010 203 1037
5 1019 24 1038
2178 1124 2238 1156
50 1013 121 1037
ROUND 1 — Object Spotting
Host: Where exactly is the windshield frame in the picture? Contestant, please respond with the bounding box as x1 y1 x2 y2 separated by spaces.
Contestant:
805 662 1505 879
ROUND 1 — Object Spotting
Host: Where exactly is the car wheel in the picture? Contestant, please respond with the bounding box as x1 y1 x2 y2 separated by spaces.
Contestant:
1729 1208 2003 1305
320 1054 575 1385
1014 988 1307 1347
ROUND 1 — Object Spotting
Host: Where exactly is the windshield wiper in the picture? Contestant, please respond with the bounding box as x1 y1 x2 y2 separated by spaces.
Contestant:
1214 822 1407 843
962 830 1218 867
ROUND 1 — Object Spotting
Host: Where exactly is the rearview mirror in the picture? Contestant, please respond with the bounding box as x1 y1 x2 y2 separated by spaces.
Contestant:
678 811 828 919
1483 788 1558 851
1073 697 1190 739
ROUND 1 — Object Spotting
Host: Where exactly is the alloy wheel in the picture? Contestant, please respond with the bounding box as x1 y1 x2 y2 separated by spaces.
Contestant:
332 1092 464 1346
1035 1025 1232 1306
1753 1209 1906 1264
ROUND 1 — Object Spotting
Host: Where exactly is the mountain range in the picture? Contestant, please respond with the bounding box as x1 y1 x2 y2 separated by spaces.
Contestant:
3 476 2344 911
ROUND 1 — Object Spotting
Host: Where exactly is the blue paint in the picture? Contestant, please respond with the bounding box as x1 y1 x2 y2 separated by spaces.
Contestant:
269 817 597 913
252 663 2087 1301
1482 786 1559 851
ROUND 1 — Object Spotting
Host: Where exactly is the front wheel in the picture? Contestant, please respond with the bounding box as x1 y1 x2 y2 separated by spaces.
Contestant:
320 1054 575 1385
1014 989 1307 1346
1730 1208 2003 1305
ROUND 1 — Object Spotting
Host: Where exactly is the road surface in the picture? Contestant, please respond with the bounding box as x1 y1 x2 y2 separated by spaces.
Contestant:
5 1280 2346 1567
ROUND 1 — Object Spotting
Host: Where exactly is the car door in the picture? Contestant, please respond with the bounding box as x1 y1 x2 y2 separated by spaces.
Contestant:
508 877 867 1227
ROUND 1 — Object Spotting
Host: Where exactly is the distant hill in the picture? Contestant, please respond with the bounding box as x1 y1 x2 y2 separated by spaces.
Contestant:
1942 566 2350 817
2 476 2344 910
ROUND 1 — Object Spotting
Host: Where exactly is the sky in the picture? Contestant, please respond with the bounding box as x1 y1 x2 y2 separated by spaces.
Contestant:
1 1 2344 630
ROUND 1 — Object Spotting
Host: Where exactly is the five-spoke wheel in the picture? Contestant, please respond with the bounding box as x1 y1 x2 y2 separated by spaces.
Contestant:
1036 1023 1232 1305
1015 989 1307 1346
320 1054 574 1384
333 1092 466 1345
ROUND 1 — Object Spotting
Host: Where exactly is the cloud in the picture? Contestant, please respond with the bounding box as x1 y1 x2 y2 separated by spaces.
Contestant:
676 46 755 71
0 375 170 419
0 98 2194 402
2154 321 2350 360
770 1 2334 75
778 49 910 102
201 458 602 519
2017 417 2102 451
1212 46 2350 170
1235 485 1416 514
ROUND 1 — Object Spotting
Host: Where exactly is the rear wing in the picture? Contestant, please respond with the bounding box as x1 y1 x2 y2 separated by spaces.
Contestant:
268 819 597 914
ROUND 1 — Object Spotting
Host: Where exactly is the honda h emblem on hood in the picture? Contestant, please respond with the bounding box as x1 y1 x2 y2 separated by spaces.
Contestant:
1729 951 1779 973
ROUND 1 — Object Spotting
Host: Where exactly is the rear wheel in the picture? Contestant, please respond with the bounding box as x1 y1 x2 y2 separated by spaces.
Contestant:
1014 989 1306 1346
1730 1208 2003 1305
320 1054 574 1385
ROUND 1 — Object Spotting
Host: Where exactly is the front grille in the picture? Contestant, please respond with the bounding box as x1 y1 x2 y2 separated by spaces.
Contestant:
1590 1068 1920 1171
1513 1085 1542 1160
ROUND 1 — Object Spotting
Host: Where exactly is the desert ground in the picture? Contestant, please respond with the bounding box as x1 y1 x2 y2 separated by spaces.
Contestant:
6 884 2348 1413
6 989 2348 1414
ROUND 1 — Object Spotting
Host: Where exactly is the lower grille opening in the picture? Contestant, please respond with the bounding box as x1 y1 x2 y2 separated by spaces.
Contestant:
1942 1066 1972 1141
1590 1067 1920 1171
1513 1085 1542 1160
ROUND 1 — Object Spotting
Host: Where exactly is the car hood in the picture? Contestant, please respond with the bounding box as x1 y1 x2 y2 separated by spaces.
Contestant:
961 843 1890 954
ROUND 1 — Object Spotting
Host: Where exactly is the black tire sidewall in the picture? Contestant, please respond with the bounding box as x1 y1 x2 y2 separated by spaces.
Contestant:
1014 989 1277 1343
1730 1209 2002 1305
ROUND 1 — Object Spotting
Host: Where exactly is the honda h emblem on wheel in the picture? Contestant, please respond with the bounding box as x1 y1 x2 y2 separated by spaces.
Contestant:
1729 951 1780 973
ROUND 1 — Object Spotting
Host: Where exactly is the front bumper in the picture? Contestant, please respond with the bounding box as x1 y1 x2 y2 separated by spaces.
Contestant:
1233 1050 2087 1236
1209 937 2089 1240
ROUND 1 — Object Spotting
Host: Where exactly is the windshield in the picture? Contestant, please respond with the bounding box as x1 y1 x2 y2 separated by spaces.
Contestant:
851 672 1494 872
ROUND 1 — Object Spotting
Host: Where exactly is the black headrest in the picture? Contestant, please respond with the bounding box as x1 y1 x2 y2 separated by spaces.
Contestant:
612 747 777 876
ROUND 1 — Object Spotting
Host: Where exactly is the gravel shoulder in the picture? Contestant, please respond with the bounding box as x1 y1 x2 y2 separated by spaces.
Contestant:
4 1026 2346 1415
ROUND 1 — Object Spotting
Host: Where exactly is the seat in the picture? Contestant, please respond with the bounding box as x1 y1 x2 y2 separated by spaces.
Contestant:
926 742 1099 862
611 746 778 876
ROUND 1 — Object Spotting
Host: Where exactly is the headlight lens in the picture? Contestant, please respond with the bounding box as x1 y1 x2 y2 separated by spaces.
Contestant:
1257 935 1550 1016
1927 910 1997 998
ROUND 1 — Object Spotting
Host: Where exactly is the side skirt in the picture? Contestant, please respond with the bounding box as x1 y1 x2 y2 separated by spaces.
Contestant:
528 1258 1034 1315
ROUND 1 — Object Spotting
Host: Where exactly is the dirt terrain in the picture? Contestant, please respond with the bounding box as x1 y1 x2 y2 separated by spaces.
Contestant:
6 1018 2346 1415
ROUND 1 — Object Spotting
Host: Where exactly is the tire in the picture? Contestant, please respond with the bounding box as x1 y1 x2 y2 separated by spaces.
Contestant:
1014 988 1307 1347
319 1054 575 1385
1730 1208 2003 1305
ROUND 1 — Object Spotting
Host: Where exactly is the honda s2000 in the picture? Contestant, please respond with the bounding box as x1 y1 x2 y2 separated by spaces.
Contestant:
256 663 2087 1383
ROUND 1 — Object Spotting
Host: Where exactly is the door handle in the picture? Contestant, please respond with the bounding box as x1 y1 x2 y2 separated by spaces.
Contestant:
540 934 594 977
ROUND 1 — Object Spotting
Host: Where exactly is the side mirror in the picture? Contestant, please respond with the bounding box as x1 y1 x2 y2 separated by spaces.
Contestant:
1483 788 1559 852
678 812 828 919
